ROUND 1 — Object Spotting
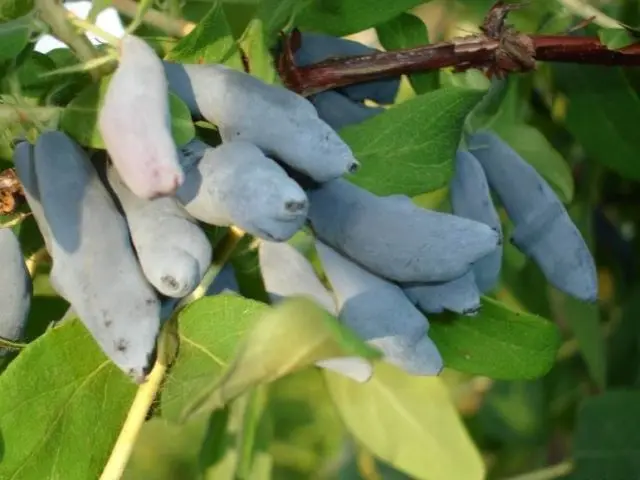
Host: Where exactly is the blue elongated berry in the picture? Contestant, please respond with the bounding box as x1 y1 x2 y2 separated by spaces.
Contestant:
99 35 184 199
316 240 443 375
404 271 480 316
451 150 503 293
0 228 32 355
12 141 52 251
294 32 400 104
468 131 598 302
308 179 501 283
206 264 239 296
178 137 210 171
175 141 309 242
25 131 161 383
163 62 359 182
309 90 384 131
258 240 373 382
107 165 212 298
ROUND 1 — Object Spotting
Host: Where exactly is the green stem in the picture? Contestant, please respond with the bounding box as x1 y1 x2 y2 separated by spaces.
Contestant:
504 461 573 480
176 227 246 311
0 104 62 127
35 0 106 79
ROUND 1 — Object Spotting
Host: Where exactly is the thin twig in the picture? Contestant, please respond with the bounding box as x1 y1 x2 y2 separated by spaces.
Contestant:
35 0 107 79
99 359 167 480
111 0 195 37
556 0 622 29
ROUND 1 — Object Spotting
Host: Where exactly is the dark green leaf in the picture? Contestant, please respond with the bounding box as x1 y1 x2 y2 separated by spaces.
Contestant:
572 391 640 480
429 297 561 380
165 1 243 69
325 362 485 480
297 0 429 37
376 13 437 94
554 64 640 180
182 297 380 420
0 319 136 479
341 87 484 196
0 0 33 22
0 15 31 63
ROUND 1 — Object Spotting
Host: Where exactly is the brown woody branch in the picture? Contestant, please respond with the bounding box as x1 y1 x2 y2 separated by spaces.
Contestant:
278 1 640 96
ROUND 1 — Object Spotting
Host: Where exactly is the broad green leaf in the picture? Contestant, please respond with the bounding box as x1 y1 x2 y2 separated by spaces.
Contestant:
325 362 485 480
297 0 429 37
429 297 561 380
239 18 280 84
554 64 640 181
376 13 437 94
493 123 575 203
161 294 268 420
572 391 640 480
341 87 484 196
0 15 31 63
165 1 243 70
598 27 634 50
238 0 311 83
60 76 195 149
0 0 32 21
0 319 136 479
182 297 380 419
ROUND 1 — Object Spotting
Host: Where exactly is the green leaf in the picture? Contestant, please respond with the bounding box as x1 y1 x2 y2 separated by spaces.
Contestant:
341 87 484 196
572 391 640 480
0 15 31 63
554 64 640 181
325 362 485 480
239 18 280 84
160 294 268 421
168 93 197 146
0 319 136 479
60 76 195 149
0 0 33 22
182 297 381 420
165 1 243 70
429 297 561 380
376 13 437 95
297 0 429 37
493 123 575 203
598 27 635 50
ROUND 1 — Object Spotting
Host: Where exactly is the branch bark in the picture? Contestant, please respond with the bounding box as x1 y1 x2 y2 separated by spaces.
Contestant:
278 1 640 96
